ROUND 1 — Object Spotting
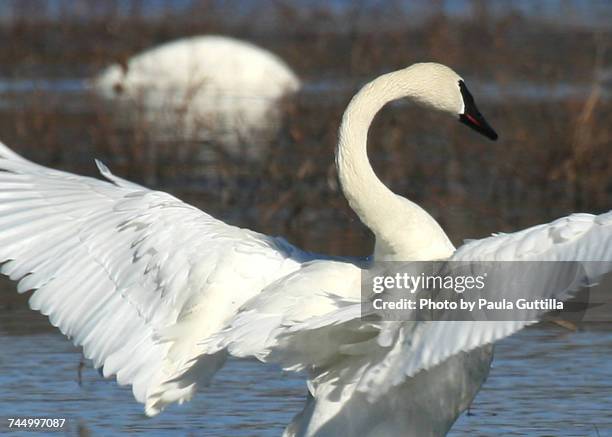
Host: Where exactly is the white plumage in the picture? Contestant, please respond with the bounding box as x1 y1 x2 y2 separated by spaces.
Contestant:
203 212 612 436
0 143 311 415
1 62 611 436
92 35 300 155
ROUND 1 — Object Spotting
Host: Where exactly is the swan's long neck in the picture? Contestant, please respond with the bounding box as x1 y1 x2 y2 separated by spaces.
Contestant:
336 68 455 261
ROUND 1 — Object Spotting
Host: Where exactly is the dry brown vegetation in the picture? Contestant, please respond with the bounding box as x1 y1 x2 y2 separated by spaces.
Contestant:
0 0 610 258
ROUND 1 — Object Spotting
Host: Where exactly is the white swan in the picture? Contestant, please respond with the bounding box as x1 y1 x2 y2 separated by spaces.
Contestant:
0 63 610 436
92 35 300 156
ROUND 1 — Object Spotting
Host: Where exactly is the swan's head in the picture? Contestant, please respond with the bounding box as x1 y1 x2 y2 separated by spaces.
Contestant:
400 63 498 141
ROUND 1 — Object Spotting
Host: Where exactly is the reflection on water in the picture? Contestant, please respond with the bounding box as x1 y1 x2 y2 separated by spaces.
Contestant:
1 295 611 436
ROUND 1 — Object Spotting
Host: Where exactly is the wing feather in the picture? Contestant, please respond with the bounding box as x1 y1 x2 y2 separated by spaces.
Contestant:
356 211 612 399
208 211 612 403
0 141 309 413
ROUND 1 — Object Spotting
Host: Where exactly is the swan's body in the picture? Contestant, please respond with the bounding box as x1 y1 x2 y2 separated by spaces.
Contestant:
1 63 611 436
92 35 300 155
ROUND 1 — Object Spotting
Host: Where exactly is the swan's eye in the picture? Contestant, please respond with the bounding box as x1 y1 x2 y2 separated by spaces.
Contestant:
458 80 498 141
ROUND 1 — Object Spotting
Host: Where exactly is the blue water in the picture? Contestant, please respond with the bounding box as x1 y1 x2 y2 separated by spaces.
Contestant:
1 306 611 436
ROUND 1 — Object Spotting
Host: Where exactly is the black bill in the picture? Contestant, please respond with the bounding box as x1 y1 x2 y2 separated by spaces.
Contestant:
458 80 498 141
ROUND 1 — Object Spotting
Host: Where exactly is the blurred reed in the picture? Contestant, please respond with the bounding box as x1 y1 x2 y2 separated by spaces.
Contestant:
0 0 609 259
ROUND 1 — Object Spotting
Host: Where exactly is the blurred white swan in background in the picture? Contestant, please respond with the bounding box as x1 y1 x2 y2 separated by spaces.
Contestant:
1 63 611 436
91 35 300 157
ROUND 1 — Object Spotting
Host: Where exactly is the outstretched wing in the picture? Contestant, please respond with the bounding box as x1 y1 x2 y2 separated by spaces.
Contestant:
0 142 309 415
373 211 612 391
207 211 612 402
